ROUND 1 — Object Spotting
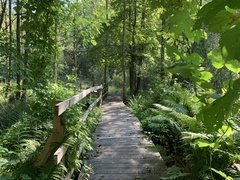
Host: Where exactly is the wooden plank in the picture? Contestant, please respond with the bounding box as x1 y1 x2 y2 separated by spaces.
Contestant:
54 145 69 165
65 144 84 180
81 173 166 180
56 86 102 116
81 95 102 121
35 115 66 166
56 100 70 116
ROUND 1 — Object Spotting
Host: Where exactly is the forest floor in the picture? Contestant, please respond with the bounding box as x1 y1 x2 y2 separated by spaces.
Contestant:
81 94 168 180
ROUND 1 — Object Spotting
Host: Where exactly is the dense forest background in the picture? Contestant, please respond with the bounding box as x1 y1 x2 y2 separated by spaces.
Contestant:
1 0 240 179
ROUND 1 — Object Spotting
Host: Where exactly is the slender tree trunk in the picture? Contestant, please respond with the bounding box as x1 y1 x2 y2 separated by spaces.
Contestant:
160 19 165 79
121 0 127 103
129 0 137 97
104 0 108 86
16 0 21 100
134 5 146 94
5 0 12 98
0 0 7 30
53 23 58 82
73 28 77 78
21 11 30 102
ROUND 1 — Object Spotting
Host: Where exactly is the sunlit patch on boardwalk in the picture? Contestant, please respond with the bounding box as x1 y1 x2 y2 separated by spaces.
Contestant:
80 95 167 180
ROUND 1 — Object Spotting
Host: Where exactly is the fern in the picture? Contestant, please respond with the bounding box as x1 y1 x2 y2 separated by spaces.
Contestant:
181 132 212 141
163 99 190 115
161 166 191 180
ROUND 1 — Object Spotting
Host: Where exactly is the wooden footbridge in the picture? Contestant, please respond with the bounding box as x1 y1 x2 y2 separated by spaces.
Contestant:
82 94 167 180
34 85 167 180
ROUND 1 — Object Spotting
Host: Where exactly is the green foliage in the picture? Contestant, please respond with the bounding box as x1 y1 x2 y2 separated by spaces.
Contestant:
194 0 240 61
30 82 70 119
0 81 102 179
161 166 191 180
64 103 102 176
197 78 240 133
130 82 240 179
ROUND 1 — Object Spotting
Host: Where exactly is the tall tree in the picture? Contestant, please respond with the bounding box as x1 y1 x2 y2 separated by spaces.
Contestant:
129 0 137 97
6 0 12 97
0 0 7 30
121 0 127 102
16 0 21 100
103 0 108 86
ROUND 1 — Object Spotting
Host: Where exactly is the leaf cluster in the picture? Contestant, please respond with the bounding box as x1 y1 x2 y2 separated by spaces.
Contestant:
130 83 240 179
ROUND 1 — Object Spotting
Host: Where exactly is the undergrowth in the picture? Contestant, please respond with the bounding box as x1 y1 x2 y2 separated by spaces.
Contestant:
0 82 102 179
129 83 240 180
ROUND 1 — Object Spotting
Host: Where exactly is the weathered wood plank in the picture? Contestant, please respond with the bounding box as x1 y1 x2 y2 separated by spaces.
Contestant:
54 145 68 165
35 115 66 166
56 100 70 116
82 173 165 180
81 95 102 121
56 85 102 116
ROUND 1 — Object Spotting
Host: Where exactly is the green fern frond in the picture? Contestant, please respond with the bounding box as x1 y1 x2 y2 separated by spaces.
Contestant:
161 165 191 180
148 115 169 123
181 132 211 141
153 103 172 112
163 100 190 115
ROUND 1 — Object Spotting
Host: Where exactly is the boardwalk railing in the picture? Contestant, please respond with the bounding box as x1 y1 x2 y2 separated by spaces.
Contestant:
34 84 106 178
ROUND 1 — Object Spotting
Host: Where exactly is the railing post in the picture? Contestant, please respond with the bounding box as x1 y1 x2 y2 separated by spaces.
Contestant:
103 83 108 99
34 100 66 166
97 86 103 107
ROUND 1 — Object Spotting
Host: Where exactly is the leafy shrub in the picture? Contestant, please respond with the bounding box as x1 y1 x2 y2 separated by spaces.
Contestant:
130 83 240 179
0 82 102 179
30 82 70 120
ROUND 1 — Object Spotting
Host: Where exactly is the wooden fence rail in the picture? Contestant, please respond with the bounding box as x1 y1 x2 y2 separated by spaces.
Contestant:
34 85 105 179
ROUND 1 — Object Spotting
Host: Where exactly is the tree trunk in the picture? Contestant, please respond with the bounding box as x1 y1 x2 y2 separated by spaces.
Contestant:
135 56 142 95
16 0 21 100
0 0 7 30
160 19 166 79
53 23 58 82
21 11 30 102
121 0 127 103
129 0 137 97
73 30 77 77
134 4 146 95
5 0 12 98
103 0 108 86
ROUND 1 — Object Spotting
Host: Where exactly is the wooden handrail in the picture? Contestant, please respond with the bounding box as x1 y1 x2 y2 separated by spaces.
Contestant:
34 85 104 168
55 85 102 116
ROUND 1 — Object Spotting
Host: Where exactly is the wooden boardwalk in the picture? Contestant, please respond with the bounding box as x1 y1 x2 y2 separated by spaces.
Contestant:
82 95 167 180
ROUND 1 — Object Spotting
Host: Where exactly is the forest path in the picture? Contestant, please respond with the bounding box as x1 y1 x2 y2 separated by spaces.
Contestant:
81 94 168 180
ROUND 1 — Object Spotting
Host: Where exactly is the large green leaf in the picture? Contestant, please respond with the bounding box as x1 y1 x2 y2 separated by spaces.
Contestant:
207 50 225 69
195 139 215 148
166 63 200 81
185 53 203 66
225 60 240 73
208 10 232 33
193 0 240 30
200 71 213 82
197 78 240 132
168 9 194 38
166 45 181 60
220 24 240 60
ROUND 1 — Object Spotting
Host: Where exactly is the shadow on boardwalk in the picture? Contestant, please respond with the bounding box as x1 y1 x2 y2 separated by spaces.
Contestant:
82 94 168 180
